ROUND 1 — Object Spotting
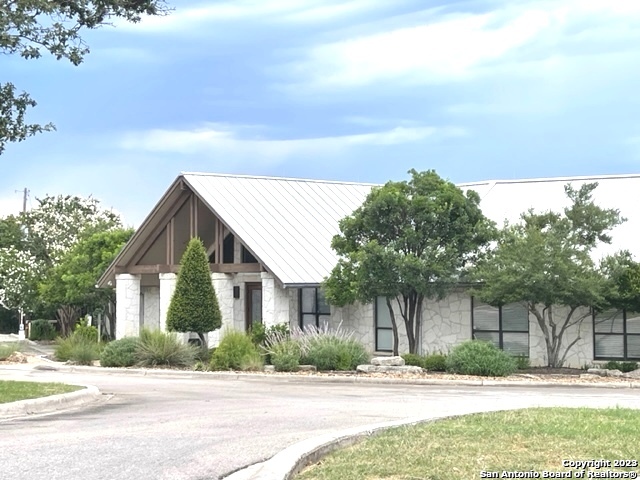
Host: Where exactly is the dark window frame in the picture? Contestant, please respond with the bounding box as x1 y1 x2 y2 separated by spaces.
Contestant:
223 233 235 264
374 296 393 352
471 297 530 357
299 287 331 328
593 309 640 361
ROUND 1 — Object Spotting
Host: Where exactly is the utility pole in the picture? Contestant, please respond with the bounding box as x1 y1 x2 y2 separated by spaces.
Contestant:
15 188 28 340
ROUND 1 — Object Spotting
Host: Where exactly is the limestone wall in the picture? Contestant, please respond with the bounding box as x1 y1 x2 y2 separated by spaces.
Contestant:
141 286 160 331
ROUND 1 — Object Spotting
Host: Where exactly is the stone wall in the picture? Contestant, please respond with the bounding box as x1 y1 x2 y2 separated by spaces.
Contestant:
141 286 160 330
115 274 141 338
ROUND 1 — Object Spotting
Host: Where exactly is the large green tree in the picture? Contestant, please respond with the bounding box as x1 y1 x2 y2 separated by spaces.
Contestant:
39 228 134 336
167 238 222 345
324 169 495 355
0 194 123 324
1 0 168 154
472 183 624 368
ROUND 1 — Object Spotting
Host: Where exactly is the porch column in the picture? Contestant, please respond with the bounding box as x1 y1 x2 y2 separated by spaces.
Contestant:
261 272 289 328
159 273 177 332
115 274 141 339
211 273 234 347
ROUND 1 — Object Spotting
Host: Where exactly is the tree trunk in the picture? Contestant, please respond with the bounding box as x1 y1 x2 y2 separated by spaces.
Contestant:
197 332 207 347
398 293 419 354
385 298 400 356
530 304 584 368
57 305 81 337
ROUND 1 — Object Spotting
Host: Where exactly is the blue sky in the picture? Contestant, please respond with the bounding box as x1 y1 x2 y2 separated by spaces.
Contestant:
3 0 640 227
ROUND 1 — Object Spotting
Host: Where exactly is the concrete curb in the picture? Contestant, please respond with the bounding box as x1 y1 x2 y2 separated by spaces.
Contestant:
223 409 522 480
24 364 640 389
0 384 101 420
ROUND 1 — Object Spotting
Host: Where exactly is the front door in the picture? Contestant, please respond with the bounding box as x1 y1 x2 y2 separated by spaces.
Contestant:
245 283 262 331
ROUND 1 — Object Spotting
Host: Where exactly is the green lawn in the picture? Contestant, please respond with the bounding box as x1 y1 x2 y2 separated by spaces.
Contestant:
0 380 81 404
297 408 640 480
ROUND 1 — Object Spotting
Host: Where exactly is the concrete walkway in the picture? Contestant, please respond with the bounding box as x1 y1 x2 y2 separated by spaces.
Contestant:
2 365 640 480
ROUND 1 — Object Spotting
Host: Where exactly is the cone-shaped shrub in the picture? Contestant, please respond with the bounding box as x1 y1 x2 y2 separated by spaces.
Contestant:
167 238 222 343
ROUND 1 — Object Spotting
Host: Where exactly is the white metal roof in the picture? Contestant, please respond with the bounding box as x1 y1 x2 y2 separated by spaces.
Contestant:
176 172 640 286
182 173 375 286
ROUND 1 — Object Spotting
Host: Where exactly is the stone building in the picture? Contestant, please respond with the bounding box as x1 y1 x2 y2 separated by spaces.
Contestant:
98 172 640 367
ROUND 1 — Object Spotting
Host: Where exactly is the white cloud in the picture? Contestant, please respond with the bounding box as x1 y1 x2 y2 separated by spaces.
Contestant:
118 0 381 33
118 123 464 160
285 0 640 89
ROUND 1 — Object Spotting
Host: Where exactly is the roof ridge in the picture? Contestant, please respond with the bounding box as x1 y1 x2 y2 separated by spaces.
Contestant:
458 173 640 186
181 171 380 187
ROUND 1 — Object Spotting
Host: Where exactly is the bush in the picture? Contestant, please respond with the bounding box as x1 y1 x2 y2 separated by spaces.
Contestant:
210 329 262 371
402 353 425 368
270 340 301 372
135 329 197 368
167 238 222 341
604 360 638 373
29 320 57 341
73 318 98 343
297 324 369 371
239 350 264 371
423 354 448 372
250 322 266 346
54 336 100 365
446 341 517 377
0 343 19 360
513 355 531 370
100 337 139 367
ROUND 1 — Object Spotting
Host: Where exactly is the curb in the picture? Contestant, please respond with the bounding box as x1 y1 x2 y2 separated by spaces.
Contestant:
223 408 523 480
25 364 640 389
0 384 101 420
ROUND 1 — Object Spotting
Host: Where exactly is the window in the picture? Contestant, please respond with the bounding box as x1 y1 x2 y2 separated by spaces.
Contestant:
593 310 640 360
472 298 529 356
299 288 330 328
223 234 234 264
375 297 393 352
241 245 258 264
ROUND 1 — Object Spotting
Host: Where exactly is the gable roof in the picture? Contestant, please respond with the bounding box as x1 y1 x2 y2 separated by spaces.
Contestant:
101 172 640 288
182 173 375 286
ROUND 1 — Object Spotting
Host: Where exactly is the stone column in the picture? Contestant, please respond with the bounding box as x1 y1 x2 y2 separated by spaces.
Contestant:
261 272 289 329
159 273 177 332
115 274 141 339
211 273 234 347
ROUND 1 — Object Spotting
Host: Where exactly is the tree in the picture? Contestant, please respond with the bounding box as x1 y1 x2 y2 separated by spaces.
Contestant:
166 238 221 345
0 194 123 325
324 169 495 355
472 183 624 368
1 0 169 154
39 228 134 336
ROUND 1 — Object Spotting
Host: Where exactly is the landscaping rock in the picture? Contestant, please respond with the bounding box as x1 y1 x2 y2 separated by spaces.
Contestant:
587 368 624 377
264 365 275 373
624 368 640 379
371 356 405 367
357 365 423 374
298 365 317 372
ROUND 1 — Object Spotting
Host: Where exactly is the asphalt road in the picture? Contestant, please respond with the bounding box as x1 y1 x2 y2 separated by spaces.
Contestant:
1 367 640 480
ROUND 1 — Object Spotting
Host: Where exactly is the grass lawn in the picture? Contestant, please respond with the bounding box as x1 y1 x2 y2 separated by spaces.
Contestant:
297 408 640 480
0 380 81 404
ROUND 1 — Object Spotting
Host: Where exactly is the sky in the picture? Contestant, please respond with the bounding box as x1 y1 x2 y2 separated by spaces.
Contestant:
3 0 640 227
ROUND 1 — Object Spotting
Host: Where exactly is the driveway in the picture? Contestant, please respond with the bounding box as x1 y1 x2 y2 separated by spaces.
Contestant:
1 367 640 480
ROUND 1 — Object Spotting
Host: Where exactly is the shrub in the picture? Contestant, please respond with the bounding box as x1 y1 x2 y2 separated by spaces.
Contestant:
29 320 57 341
238 350 264 371
74 317 98 343
446 341 517 377
270 340 301 372
0 343 19 360
167 238 222 343
296 324 369 371
250 322 266 346
513 355 531 370
100 337 139 367
423 354 448 372
54 336 100 365
604 360 638 373
135 329 197 368
209 329 262 371
402 353 424 368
